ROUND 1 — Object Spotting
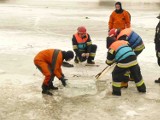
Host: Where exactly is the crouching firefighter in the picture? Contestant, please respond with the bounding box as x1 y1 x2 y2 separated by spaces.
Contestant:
72 26 97 64
34 49 74 95
105 37 146 96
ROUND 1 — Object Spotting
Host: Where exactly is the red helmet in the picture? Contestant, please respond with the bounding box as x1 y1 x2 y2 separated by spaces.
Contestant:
77 26 87 34
109 28 120 37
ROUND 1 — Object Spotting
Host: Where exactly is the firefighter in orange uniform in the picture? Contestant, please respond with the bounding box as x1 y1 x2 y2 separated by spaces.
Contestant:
105 37 146 96
34 49 74 95
108 2 131 31
72 26 97 64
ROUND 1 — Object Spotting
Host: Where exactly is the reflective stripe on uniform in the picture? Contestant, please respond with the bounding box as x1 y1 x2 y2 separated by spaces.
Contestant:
136 79 144 87
117 60 138 68
124 71 130 77
87 41 92 46
134 43 145 51
73 45 78 49
106 59 114 64
89 53 96 57
112 82 121 88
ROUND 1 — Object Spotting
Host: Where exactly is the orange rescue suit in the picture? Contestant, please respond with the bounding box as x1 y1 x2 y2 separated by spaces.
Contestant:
108 10 131 30
34 49 63 85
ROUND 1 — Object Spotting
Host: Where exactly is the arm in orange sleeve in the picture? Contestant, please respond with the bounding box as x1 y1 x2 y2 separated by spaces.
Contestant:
124 11 131 28
108 12 114 30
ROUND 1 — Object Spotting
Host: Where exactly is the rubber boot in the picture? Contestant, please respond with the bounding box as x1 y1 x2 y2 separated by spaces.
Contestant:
42 84 53 96
137 83 146 93
112 86 121 96
112 91 121 96
155 78 160 83
87 58 95 64
74 56 79 63
48 82 58 90
62 61 74 67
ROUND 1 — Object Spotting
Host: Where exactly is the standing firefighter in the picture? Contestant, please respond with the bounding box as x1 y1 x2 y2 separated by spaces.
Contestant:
155 14 160 83
72 26 97 64
105 37 146 96
34 49 74 95
108 2 131 31
109 28 145 56
108 28 145 87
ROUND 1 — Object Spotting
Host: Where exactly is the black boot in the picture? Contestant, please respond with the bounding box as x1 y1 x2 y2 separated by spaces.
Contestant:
62 61 74 67
112 86 121 96
137 83 146 93
48 82 58 90
155 78 160 83
112 91 121 96
87 59 95 64
42 84 53 96
74 57 79 63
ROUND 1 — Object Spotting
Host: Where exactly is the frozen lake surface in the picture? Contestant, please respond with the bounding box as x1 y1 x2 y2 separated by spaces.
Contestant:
0 0 160 120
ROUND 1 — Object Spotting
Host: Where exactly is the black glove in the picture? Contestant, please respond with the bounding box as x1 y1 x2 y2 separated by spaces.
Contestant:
62 73 65 78
60 77 67 87
105 60 112 66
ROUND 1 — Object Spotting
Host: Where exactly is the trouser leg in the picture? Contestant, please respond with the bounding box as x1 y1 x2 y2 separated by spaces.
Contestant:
129 64 146 93
87 44 97 61
34 60 53 95
156 51 160 66
121 70 130 88
112 66 128 96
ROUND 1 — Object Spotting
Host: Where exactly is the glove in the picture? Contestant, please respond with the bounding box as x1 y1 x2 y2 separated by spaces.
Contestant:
60 77 67 87
81 53 86 57
85 53 89 58
62 73 65 78
105 60 112 66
